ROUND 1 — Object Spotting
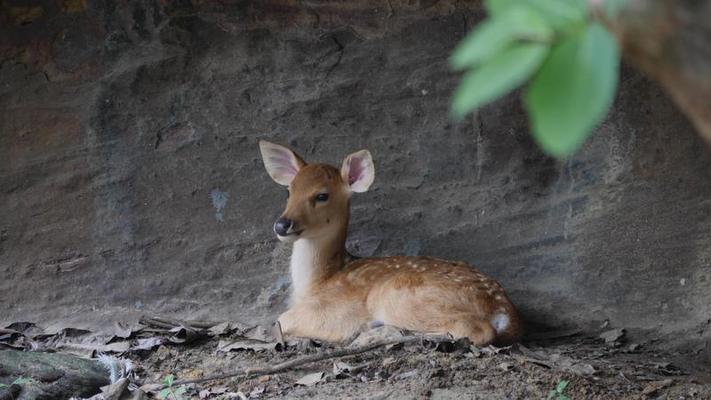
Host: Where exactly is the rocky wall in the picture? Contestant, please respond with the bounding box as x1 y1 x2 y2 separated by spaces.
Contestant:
1 1 710 346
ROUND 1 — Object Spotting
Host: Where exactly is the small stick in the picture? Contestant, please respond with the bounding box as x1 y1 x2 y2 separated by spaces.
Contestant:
166 334 453 388
139 316 217 330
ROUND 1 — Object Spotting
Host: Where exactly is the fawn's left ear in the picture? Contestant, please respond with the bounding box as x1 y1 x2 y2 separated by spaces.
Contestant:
341 149 375 193
259 140 307 186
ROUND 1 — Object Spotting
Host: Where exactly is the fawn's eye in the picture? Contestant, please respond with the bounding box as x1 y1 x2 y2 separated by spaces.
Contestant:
315 193 329 202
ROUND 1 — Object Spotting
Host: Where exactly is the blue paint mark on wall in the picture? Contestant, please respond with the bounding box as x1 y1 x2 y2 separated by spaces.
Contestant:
210 189 229 222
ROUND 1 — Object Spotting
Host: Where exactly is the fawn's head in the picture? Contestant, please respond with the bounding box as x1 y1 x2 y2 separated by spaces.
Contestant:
259 140 375 243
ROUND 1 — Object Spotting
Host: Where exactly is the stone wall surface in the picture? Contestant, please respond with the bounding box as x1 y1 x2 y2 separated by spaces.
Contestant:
1 1 710 345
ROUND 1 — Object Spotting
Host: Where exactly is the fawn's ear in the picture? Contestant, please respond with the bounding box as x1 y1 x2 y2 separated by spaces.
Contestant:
341 149 375 193
259 140 307 186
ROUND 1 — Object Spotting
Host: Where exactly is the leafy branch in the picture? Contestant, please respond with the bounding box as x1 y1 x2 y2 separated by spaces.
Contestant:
451 0 623 158
547 379 571 400
158 375 188 400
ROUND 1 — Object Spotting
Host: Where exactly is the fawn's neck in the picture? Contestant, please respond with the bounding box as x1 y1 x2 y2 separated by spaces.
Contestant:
289 227 347 300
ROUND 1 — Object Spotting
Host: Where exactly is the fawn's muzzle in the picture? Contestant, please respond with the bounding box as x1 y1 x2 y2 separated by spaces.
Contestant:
274 217 294 237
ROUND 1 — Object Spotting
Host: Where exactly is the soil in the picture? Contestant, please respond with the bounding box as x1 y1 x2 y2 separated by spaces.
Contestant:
127 332 711 400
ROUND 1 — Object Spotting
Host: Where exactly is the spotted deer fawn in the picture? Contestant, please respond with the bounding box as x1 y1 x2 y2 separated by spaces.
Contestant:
259 140 522 346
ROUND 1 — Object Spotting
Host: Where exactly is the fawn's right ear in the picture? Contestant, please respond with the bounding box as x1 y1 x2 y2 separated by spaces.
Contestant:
259 140 307 186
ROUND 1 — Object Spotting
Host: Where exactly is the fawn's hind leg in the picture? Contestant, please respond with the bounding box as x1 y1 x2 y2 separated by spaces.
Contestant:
445 316 496 346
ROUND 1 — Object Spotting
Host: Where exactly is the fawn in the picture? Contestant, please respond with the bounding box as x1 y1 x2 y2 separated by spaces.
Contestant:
259 140 522 346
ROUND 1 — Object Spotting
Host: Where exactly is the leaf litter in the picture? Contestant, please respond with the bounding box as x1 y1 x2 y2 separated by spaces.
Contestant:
2 319 710 399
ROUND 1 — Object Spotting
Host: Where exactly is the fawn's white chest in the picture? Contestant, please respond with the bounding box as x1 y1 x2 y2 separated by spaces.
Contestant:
290 239 318 300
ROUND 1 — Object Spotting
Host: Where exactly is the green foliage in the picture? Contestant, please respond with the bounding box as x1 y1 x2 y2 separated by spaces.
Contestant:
450 7 552 70
526 22 619 156
547 379 571 400
158 374 188 400
163 374 174 387
450 0 622 158
602 0 626 17
452 43 548 119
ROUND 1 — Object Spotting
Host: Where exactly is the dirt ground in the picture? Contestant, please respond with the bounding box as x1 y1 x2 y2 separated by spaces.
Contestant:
128 328 711 399
3 319 711 399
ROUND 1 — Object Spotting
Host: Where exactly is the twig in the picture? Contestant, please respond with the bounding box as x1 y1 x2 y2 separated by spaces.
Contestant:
139 316 217 330
525 329 582 341
139 316 179 330
166 334 453 388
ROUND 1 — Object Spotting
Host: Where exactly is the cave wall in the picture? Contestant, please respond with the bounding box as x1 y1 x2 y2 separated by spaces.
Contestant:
1 1 711 343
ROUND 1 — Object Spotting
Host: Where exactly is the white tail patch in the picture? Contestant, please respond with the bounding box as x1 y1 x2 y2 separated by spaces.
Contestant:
491 313 510 334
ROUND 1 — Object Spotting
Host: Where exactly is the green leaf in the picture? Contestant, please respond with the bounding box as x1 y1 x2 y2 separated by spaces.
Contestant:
556 380 570 392
452 42 549 119
603 0 626 18
450 7 552 70
12 377 32 385
174 386 187 395
525 0 587 31
525 22 620 157
0 383 8 388
162 374 174 387
484 0 516 16
158 388 171 400
484 0 586 31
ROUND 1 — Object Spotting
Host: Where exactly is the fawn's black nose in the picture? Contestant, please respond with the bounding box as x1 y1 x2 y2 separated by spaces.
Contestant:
274 218 293 236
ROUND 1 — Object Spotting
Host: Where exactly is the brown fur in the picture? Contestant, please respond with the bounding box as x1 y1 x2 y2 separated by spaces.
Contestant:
261 144 523 346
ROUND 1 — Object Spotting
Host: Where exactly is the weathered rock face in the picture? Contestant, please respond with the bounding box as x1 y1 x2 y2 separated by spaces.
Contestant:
1 1 710 346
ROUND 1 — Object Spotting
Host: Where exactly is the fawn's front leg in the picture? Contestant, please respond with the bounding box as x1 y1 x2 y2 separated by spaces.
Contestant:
278 303 369 343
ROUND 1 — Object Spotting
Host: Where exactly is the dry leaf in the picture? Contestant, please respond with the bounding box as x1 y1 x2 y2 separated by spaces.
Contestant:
207 322 232 336
498 362 514 371
480 345 505 356
550 354 596 376
5 322 44 337
113 322 134 339
642 379 673 395
201 388 233 399
394 370 418 380
216 339 277 352
168 325 205 344
434 338 471 353
382 357 396 367
295 372 325 386
104 341 131 353
60 327 93 337
138 383 163 394
599 328 625 344
333 361 353 376
97 378 130 400
132 337 164 351
249 385 266 397
57 343 96 358
243 325 274 342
